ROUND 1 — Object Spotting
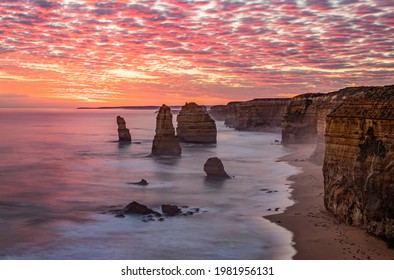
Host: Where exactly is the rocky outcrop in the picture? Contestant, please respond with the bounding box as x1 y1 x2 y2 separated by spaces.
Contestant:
323 85 394 241
176 102 217 143
281 93 325 145
282 87 381 164
223 99 290 131
151 105 182 156
123 201 160 216
117 116 131 142
204 157 230 179
162 204 182 216
208 105 226 121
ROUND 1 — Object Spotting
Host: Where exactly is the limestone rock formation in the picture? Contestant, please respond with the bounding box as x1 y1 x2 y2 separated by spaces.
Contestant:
151 105 182 156
176 102 217 143
204 157 230 179
282 87 380 164
208 105 226 121
117 116 131 142
323 85 394 241
223 99 290 131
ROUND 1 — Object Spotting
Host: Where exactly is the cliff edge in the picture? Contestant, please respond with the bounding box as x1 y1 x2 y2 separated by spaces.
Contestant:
323 85 394 241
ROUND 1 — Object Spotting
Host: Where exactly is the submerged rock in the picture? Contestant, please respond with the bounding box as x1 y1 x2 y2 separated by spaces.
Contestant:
176 102 217 143
203 157 230 179
129 179 148 186
122 201 159 216
117 116 132 142
151 105 182 156
162 204 182 216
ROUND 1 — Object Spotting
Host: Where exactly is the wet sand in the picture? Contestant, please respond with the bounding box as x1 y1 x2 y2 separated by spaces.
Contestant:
266 144 394 260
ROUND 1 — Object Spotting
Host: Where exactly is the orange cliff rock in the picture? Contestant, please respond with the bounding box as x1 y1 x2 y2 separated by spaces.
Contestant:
323 85 394 241
151 105 181 157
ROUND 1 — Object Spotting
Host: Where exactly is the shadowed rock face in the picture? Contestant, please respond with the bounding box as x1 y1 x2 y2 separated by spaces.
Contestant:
203 157 230 179
208 105 226 121
323 85 394 241
223 99 290 131
117 116 131 142
176 102 217 143
151 105 181 156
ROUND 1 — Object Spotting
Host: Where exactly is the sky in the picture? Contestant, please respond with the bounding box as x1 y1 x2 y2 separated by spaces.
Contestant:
0 0 393 107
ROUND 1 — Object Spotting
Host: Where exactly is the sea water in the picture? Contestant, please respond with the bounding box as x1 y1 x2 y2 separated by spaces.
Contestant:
0 108 299 259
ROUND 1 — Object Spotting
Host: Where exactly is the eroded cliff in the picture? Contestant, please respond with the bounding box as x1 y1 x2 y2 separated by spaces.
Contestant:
323 85 394 241
222 99 290 131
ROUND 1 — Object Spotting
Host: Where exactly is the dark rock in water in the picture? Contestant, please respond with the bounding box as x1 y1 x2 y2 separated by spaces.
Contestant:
162 204 182 216
203 157 230 179
123 201 159 215
151 105 181 156
158 217 165 222
130 179 148 186
115 213 125 218
117 116 132 142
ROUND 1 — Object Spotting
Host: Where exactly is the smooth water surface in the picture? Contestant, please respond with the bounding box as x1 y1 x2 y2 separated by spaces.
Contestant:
0 108 299 259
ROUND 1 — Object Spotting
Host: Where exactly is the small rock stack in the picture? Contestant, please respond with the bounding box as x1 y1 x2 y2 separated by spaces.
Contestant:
117 116 131 142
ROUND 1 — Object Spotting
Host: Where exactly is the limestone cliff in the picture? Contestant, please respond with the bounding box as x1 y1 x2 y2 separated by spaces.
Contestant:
323 85 394 241
151 105 181 156
176 102 217 143
117 116 131 142
208 105 226 121
281 93 325 145
222 99 290 131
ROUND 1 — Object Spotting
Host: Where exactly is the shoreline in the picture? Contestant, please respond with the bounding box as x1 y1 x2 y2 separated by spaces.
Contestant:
265 144 394 260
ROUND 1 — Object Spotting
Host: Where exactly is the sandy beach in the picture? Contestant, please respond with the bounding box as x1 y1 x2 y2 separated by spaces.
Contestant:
266 144 394 260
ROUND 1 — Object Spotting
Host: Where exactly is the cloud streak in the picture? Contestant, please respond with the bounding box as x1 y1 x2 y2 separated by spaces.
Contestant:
0 0 393 106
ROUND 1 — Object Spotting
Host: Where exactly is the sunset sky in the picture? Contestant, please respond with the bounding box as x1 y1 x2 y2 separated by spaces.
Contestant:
0 0 393 107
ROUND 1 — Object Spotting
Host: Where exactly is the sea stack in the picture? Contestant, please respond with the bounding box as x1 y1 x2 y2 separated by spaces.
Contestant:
117 116 131 142
204 157 230 179
176 102 217 143
151 105 182 156
323 85 394 241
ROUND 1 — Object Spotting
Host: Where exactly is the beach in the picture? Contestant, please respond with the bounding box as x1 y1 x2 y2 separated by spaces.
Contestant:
266 144 394 260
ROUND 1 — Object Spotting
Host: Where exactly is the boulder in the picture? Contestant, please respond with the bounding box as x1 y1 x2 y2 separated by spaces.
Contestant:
204 157 230 179
162 204 182 216
122 201 159 215
151 105 182 156
117 116 131 142
176 102 217 143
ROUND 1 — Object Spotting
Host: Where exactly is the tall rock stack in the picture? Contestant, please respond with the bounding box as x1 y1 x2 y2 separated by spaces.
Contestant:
176 102 217 143
117 116 131 142
323 85 394 241
151 105 182 156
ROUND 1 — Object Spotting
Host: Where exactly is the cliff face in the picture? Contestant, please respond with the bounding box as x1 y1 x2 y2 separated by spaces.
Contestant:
176 102 217 143
323 85 394 240
208 105 226 121
281 93 325 145
222 99 290 131
151 105 181 156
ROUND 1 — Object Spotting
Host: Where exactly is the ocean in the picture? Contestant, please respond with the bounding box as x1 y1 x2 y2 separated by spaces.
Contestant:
0 108 300 259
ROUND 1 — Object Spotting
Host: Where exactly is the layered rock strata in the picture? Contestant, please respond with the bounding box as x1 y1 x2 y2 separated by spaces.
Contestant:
117 116 131 142
176 102 217 143
323 85 394 241
204 157 230 179
151 105 182 156
208 105 226 121
224 99 290 131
